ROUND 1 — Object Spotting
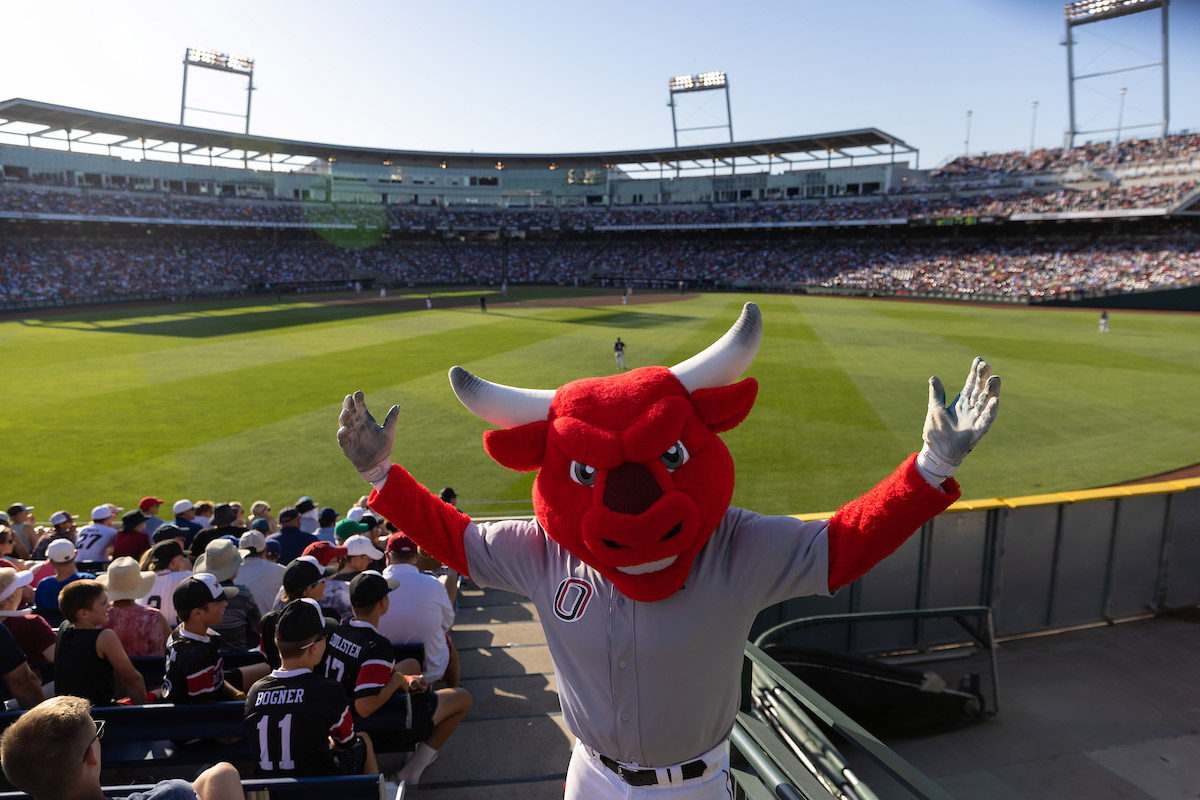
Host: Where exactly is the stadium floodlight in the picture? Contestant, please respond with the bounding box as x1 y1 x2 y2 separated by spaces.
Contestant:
180 47 257 137
1063 0 1168 147
185 48 255 74
666 70 733 153
1064 0 1159 23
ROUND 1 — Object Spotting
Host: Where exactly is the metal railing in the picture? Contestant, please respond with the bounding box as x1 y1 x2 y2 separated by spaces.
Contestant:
731 642 955 799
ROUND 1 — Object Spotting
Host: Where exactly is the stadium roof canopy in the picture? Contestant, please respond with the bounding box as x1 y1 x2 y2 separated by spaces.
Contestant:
0 97 919 175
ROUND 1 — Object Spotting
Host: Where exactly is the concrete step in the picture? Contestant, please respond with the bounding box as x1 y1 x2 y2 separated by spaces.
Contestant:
457 642 557 678
459 673 561 718
454 620 548 648
391 713 573 796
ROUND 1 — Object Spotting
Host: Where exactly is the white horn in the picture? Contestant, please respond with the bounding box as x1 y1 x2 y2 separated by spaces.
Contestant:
670 302 762 393
448 366 555 429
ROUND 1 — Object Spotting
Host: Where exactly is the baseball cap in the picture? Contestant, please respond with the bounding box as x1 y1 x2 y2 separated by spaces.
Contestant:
346 506 365 522
121 509 147 530
149 539 185 567
0 569 34 605
282 556 327 596
349 570 399 608
49 510 79 527
0 512 8 525
91 504 120 522
302 542 346 571
295 497 316 515
173 573 238 617
238 530 267 555
250 518 271 534
275 597 331 643
5 504 32 518
211 503 237 528
334 519 369 542
439 487 457 503
194 538 244 583
172 499 194 515
139 496 165 510
343 534 384 560
152 522 185 544
277 506 300 524
46 538 77 563
318 507 338 527
264 540 282 557
386 533 417 554
359 513 381 529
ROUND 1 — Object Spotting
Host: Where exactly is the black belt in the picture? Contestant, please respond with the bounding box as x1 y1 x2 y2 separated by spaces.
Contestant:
597 754 707 787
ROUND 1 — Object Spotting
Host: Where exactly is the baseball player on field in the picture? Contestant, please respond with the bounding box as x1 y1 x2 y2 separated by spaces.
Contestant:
337 302 1000 798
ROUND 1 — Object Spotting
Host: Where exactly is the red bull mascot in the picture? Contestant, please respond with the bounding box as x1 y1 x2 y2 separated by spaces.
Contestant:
338 302 1000 799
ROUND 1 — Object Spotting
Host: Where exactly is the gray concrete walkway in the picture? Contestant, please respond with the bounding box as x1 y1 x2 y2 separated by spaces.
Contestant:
392 584 573 798
843 613 1200 799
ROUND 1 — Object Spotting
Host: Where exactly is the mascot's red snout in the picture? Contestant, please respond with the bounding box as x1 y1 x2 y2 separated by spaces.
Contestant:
449 303 763 602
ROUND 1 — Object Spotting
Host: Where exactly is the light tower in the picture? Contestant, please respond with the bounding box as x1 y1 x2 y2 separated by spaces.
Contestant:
180 48 256 134
666 71 734 148
1063 0 1169 149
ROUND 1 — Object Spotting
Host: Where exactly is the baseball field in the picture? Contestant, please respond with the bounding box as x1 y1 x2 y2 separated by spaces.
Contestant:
3 288 1198 520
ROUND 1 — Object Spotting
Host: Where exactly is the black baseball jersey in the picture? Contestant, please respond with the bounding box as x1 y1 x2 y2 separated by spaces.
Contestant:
244 668 356 777
321 620 394 702
163 627 225 704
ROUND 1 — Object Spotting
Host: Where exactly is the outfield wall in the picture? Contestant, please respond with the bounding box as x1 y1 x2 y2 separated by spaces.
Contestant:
751 477 1200 652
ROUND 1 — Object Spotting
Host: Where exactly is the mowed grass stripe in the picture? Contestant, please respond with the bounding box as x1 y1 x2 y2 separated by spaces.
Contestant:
3 292 1199 517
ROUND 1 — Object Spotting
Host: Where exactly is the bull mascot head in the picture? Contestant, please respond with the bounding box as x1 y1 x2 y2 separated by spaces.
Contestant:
449 303 762 603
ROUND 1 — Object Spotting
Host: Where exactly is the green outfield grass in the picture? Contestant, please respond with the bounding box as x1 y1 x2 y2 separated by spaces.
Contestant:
2 289 1198 519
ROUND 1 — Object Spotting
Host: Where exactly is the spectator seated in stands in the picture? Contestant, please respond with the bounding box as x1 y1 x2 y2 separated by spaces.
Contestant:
4 504 38 561
235 530 285 616
0 695 245 800
378 534 457 688
0 568 55 664
244 598 378 778
75 503 122 563
316 507 339 544
33 539 95 627
163 575 265 704
267 507 317 565
295 497 320 535
136 537 192 628
247 501 277 535
327 534 385 604
189 502 246 561
298 541 353 623
0 623 43 710
0 524 32 573
30 509 79 561
326 571 471 787
194 539 262 653
55 579 147 707
171 499 203 550
111 509 152 561
97 556 172 658
140 495 167 537
259 556 338 669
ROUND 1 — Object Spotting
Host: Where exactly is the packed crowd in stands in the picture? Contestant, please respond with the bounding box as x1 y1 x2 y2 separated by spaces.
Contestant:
933 133 1200 179
0 490 469 790
3 228 1199 303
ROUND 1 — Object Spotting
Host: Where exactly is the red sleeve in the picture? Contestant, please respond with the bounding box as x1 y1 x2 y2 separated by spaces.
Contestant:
825 454 960 593
368 464 473 577
330 705 355 745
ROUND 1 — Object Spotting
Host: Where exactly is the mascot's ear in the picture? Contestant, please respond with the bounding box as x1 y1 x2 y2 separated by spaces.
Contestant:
483 420 549 471
690 377 758 433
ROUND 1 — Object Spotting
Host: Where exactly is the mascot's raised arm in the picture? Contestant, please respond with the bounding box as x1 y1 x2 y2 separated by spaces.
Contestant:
337 302 999 799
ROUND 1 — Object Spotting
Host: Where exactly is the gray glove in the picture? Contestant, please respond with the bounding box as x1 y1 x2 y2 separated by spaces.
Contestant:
337 391 400 485
916 357 1001 481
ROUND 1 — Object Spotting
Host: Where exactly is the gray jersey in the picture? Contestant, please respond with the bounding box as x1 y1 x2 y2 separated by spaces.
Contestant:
464 505 830 768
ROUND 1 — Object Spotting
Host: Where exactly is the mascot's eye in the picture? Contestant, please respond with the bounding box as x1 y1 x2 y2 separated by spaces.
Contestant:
569 461 597 487
660 441 689 471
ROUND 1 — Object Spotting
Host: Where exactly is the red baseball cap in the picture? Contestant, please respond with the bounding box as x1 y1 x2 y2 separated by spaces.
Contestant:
386 533 417 554
139 496 165 510
302 541 347 570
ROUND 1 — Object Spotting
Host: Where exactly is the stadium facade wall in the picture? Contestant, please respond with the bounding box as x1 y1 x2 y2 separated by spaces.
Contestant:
750 478 1200 652
0 144 911 206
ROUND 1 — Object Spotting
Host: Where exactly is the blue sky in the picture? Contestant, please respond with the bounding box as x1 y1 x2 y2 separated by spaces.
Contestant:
1 0 1196 169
